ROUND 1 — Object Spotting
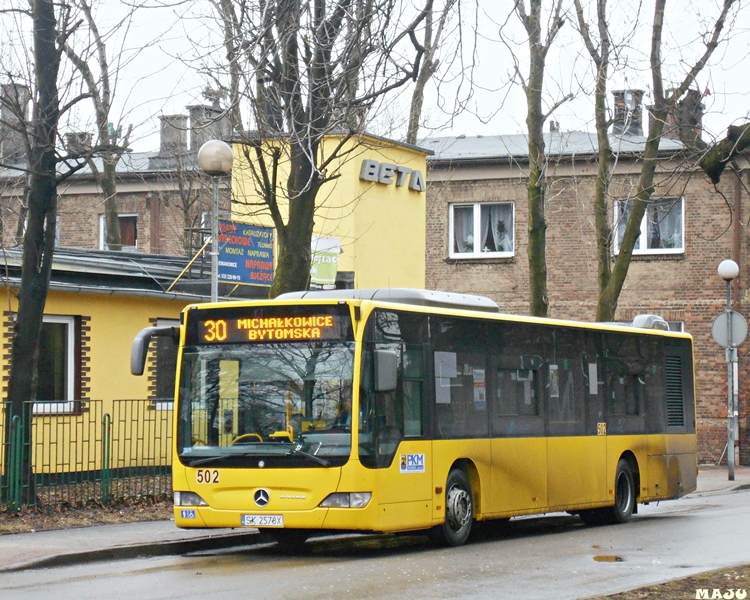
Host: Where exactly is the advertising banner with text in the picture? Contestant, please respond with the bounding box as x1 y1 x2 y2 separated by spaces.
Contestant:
218 220 274 286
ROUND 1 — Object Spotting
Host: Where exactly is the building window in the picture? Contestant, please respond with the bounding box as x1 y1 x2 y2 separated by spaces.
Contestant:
615 197 684 255
449 202 514 258
35 315 77 413
100 214 138 251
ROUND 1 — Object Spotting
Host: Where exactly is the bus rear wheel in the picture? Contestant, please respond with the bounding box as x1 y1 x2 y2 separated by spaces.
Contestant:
580 459 636 526
608 459 636 524
433 468 473 546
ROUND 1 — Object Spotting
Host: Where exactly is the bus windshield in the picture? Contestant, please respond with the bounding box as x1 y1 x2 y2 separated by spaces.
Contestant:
176 341 355 468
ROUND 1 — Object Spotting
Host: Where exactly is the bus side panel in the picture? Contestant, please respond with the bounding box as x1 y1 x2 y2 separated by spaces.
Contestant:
489 437 547 515
322 459 383 531
375 439 433 532
646 434 697 499
431 439 492 524
547 436 607 510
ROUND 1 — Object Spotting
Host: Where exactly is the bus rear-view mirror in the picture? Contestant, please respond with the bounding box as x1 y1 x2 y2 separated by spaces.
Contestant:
374 350 398 392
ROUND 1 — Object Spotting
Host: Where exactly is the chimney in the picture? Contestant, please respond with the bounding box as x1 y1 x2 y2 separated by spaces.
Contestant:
188 105 230 152
612 89 644 136
0 83 31 163
159 114 188 155
663 89 704 147
65 132 92 154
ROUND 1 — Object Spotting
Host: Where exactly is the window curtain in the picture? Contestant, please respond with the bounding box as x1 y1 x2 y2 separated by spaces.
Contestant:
480 204 513 252
647 199 682 249
616 199 640 251
453 206 474 253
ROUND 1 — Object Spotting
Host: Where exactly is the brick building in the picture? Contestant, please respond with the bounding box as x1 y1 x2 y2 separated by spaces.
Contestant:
424 93 749 465
0 86 230 259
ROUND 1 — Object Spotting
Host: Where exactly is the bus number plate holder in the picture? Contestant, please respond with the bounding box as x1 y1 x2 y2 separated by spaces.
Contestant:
242 514 284 527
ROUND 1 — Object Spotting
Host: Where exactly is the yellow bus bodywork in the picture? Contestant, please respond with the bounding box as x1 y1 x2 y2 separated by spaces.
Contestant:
173 433 696 532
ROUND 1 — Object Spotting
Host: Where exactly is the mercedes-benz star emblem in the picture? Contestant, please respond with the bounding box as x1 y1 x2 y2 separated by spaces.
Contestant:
254 489 270 507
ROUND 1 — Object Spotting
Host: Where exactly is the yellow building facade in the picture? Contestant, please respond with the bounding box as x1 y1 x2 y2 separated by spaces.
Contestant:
0 250 201 497
231 134 429 290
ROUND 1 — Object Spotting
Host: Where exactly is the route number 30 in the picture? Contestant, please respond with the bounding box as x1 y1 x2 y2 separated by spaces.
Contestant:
196 469 219 484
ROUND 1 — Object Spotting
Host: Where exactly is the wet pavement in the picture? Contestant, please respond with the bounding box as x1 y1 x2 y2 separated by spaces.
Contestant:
0 465 748 573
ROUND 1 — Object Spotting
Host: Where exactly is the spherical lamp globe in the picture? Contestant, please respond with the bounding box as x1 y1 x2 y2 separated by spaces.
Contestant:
718 259 739 282
197 140 234 176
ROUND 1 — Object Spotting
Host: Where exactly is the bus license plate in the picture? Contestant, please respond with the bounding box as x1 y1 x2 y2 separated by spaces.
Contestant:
241 514 284 527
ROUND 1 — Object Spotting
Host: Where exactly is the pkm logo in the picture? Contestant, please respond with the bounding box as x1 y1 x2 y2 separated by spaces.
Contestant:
400 453 425 473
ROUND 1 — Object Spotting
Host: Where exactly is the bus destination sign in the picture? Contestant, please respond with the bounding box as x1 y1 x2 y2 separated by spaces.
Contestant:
198 314 344 344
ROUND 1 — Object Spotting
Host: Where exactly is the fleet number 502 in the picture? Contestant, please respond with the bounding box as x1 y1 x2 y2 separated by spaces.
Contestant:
196 469 219 484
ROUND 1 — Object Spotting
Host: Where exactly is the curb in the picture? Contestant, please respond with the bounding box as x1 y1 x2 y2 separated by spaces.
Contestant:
0 530 262 573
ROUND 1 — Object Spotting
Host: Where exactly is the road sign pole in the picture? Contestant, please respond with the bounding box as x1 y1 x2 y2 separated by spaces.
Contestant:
726 280 735 481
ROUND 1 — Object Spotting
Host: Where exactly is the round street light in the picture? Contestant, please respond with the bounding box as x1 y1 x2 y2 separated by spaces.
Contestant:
197 140 234 303
715 258 742 481
197 140 234 176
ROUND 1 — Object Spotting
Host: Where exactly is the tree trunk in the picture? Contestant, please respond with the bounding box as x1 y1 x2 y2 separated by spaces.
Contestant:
574 0 614 321
597 109 666 319
268 146 320 298
525 11 549 318
101 159 122 250
5 0 61 504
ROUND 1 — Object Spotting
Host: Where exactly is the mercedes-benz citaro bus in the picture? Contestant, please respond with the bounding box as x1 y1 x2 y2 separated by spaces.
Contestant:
131 288 697 548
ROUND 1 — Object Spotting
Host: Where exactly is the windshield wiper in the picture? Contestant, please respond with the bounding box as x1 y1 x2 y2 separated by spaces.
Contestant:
184 445 331 467
287 445 330 466
184 451 257 467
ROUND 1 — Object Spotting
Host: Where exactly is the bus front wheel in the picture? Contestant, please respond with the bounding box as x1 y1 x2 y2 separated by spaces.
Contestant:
434 468 474 546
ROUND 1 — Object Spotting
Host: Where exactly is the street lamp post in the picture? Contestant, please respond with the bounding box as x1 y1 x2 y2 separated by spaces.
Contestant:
718 259 740 481
197 140 234 303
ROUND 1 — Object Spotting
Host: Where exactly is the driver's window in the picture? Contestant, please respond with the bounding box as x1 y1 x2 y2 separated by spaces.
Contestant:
359 310 428 469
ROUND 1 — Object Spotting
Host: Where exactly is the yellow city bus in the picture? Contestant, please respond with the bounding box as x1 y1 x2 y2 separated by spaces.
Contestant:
131 289 697 547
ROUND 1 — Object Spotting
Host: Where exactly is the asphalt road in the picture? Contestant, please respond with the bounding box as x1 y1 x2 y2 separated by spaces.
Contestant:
2 487 749 600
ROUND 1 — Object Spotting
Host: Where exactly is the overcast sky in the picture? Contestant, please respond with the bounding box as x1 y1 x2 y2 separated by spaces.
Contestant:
4 0 748 152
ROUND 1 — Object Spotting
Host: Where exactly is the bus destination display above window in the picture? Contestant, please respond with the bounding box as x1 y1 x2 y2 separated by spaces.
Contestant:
189 306 353 344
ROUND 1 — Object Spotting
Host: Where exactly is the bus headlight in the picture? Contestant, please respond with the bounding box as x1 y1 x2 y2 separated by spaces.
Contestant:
174 491 208 506
320 492 371 508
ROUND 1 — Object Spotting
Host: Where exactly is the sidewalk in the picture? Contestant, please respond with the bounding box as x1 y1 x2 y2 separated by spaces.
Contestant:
1 465 748 573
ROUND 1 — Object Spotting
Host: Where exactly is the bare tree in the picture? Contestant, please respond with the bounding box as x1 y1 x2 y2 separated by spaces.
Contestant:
0 0 138 502
202 0 435 297
406 0 460 145
62 0 133 251
574 0 738 321
700 122 750 184
512 0 569 317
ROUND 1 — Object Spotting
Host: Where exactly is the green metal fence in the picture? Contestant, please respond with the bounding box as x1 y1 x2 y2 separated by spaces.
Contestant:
0 400 173 512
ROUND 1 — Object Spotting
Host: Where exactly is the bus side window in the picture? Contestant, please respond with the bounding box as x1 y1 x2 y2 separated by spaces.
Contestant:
432 316 489 440
359 309 428 468
546 328 586 437
488 321 545 438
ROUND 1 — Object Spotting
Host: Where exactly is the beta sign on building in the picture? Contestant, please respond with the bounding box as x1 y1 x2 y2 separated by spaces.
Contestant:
218 220 274 286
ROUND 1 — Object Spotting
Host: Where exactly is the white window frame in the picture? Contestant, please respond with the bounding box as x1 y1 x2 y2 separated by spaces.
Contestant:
99 213 138 251
449 202 515 259
614 197 685 256
34 315 76 414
